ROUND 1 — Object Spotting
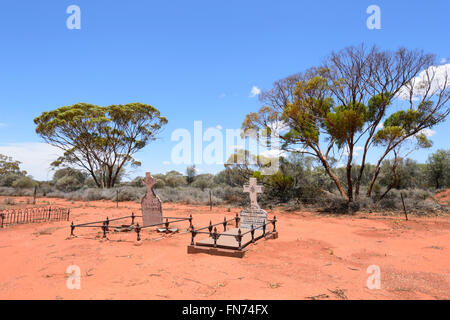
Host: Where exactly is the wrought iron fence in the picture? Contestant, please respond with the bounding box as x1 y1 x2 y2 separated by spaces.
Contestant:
0 207 70 228
70 213 193 241
190 214 277 251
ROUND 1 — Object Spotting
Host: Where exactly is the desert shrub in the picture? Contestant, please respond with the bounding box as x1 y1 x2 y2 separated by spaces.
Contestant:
84 178 98 188
154 178 166 189
116 187 145 202
426 149 450 189
265 172 294 203
128 177 144 188
55 175 83 192
12 176 37 189
320 195 352 213
0 173 23 187
211 185 247 206
164 174 187 188
0 186 34 196
38 182 54 196
52 168 86 192
155 187 222 204
191 174 214 191
47 188 112 202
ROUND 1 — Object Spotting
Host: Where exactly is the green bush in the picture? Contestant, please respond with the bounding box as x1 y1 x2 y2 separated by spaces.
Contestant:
55 175 83 192
12 176 37 189
0 174 23 187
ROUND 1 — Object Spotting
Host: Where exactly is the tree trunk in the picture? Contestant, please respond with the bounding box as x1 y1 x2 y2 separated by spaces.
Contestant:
318 156 349 201
346 144 354 202
367 148 392 197
379 154 400 200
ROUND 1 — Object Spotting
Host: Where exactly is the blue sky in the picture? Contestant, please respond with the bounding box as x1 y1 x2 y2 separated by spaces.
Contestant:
0 0 449 180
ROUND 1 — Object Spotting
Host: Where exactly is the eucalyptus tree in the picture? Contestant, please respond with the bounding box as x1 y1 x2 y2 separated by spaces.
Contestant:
243 45 449 202
34 102 168 188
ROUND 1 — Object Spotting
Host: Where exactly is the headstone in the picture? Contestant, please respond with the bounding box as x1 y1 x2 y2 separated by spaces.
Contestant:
240 178 267 229
141 172 163 226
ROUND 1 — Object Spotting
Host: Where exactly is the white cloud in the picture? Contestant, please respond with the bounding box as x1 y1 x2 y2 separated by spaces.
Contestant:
404 128 436 141
162 161 171 165
216 125 223 130
267 120 289 134
376 122 384 129
249 86 261 98
441 58 447 64
343 146 364 157
218 93 226 99
397 63 450 101
335 162 345 168
418 128 435 137
0 143 63 180
260 148 287 158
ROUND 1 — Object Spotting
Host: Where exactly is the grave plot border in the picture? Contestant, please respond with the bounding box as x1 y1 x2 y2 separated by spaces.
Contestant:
188 214 278 258
70 212 193 241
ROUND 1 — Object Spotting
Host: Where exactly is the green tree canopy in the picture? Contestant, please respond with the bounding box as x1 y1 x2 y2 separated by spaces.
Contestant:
34 103 168 188
0 154 26 176
426 149 450 189
243 45 450 202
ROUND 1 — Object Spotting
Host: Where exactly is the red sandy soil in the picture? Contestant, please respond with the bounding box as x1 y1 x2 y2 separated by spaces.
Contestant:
0 195 449 300
435 189 450 205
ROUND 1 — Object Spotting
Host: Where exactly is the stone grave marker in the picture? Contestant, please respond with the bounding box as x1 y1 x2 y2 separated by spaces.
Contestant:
240 177 267 229
141 172 163 226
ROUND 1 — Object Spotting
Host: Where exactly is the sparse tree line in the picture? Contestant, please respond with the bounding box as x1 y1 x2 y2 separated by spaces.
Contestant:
0 45 449 214
0 149 449 212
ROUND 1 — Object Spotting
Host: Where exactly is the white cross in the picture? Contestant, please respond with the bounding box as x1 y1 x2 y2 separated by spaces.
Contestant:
243 178 264 208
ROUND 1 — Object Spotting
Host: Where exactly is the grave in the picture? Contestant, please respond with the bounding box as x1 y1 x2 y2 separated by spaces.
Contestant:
240 178 267 229
141 172 163 226
188 177 278 258
69 171 192 240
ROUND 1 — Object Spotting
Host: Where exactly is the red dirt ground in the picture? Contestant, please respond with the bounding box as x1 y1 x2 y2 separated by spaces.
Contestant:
435 189 450 205
0 195 449 300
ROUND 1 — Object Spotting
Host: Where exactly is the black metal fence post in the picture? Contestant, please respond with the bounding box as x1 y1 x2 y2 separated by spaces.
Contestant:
102 222 107 239
251 224 255 243
213 227 218 248
237 229 242 250
131 212 135 225
1 213 4 228
190 229 196 246
33 186 37 205
135 223 141 241
262 223 266 237
401 193 408 221
208 220 213 236
272 216 277 233
223 217 227 232
209 189 212 211
235 213 239 228
189 214 193 230
165 218 169 233
70 222 75 237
